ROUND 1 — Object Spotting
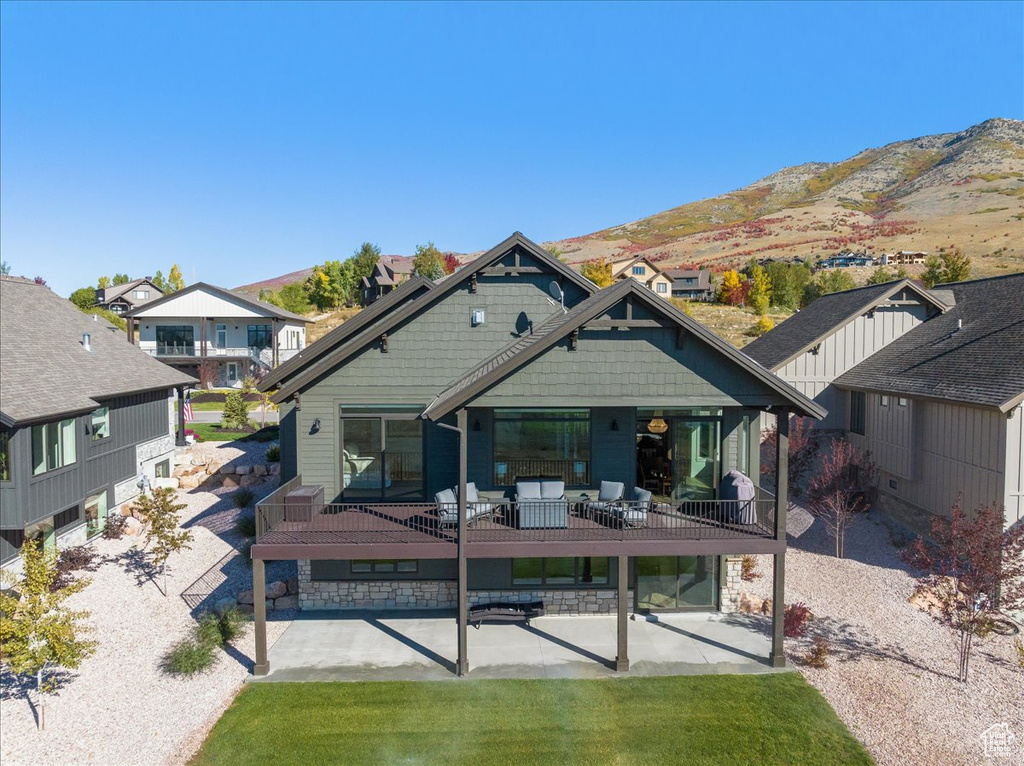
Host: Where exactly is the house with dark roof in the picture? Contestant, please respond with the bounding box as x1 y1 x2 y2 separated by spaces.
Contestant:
247 232 825 678
610 255 674 297
1 277 195 568
125 282 312 388
746 274 1024 534
664 268 713 301
360 255 416 306
816 253 876 270
94 277 164 315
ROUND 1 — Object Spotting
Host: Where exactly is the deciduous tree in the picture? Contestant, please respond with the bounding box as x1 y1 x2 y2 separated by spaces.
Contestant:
717 269 749 306
760 415 821 497
903 499 1024 682
0 538 96 729
351 242 381 283
938 247 971 284
97 275 111 289
167 264 185 292
136 488 193 596
412 242 447 280
806 438 876 558
112 273 131 285
580 258 614 287
152 270 167 292
802 269 855 306
748 265 772 315
69 287 97 310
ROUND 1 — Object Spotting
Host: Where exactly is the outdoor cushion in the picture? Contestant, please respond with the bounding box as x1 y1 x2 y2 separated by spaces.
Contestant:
435 488 457 507
516 481 542 500
634 487 653 505
540 480 565 499
598 481 624 502
460 482 480 503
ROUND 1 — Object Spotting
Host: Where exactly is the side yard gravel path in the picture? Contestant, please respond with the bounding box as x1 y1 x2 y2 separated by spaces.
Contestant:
0 442 294 766
745 509 1024 766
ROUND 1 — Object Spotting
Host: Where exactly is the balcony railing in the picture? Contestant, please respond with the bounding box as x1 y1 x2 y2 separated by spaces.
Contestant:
143 344 303 363
255 493 776 550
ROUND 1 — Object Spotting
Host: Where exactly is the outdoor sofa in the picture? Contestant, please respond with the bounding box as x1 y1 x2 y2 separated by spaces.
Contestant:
515 479 570 529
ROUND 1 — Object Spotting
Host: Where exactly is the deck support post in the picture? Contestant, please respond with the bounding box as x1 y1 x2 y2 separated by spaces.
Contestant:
456 408 469 677
253 558 270 676
175 386 188 447
770 410 789 668
615 555 629 672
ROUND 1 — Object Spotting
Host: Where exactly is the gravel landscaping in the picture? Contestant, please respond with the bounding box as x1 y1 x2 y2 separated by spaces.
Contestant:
0 441 295 766
744 508 1024 766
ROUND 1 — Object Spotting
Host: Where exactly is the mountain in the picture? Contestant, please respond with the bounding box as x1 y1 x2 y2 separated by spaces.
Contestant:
234 267 315 296
547 118 1023 276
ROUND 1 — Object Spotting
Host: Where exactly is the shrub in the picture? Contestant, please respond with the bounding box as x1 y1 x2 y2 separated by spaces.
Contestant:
103 513 128 539
265 444 280 462
784 602 814 638
238 538 254 568
196 612 225 648
216 607 247 643
235 514 257 537
740 555 761 582
56 546 98 574
805 636 830 668
234 489 255 509
162 637 216 676
748 316 774 338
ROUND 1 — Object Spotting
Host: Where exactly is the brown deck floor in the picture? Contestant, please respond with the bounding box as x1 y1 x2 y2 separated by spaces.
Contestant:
258 504 773 548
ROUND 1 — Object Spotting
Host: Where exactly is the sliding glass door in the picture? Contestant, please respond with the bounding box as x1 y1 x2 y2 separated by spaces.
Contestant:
637 410 721 501
635 556 719 611
340 416 423 500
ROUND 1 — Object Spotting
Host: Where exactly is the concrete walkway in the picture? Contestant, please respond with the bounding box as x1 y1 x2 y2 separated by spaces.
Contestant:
251 611 789 682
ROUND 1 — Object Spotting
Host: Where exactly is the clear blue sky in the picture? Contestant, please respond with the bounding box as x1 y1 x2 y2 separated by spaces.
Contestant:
2 1 1022 297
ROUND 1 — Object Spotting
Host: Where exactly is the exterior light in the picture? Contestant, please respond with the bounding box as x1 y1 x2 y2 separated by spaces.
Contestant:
647 411 668 434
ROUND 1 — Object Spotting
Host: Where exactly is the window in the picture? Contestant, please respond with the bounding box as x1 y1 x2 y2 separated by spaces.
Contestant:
0 428 10 482
850 391 866 435
656 283 667 294
90 407 110 441
880 395 889 407
227 363 238 382
155 325 194 356
216 324 227 349
340 413 425 500
898 397 908 407
85 491 107 536
31 419 76 476
132 289 149 299
512 557 609 586
632 265 645 276
247 324 273 349
685 277 695 285
351 560 418 574
493 409 590 485
55 505 81 530
155 459 171 479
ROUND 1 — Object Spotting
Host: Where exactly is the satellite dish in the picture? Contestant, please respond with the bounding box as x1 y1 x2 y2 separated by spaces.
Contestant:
547 281 567 313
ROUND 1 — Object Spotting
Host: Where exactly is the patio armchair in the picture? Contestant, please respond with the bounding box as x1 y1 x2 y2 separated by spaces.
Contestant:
584 480 625 516
589 484 651 528
435 483 495 527
515 479 570 529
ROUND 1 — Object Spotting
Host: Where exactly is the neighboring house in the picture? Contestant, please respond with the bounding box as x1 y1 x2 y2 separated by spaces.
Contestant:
816 253 876 269
248 231 825 677
746 274 1024 534
124 282 311 388
361 255 416 306
0 277 195 569
94 277 164 315
881 250 927 266
609 256 673 297
663 268 713 301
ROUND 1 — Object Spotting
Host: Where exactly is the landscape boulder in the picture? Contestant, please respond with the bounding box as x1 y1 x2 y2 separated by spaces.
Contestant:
237 589 255 605
206 461 222 476
222 476 239 489
219 464 235 476
286 576 299 595
253 464 268 476
274 594 299 610
239 474 261 488
123 516 144 536
268 463 281 476
235 465 252 476
739 592 761 614
191 454 210 467
237 603 254 616
266 580 287 599
178 474 201 490
213 597 237 615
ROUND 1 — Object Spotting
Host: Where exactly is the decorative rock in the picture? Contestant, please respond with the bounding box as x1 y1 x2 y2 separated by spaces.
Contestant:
268 463 281 476
266 580 287 599
274 594 299 610
286 576 299 595
206 461 222 476
237 590 255 605
253 464 268 476
222 476 239 489
266 599 275 611
213 597 237 615
191 454 210 467
237 603 254 616
239 474 261 488
235 465 252 476
178 474 201 490
219 465 235 476
123 516 144 536
739 592 761 614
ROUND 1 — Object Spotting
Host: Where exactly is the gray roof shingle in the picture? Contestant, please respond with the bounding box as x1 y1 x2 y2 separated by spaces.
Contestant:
834 273 1024 411
125 282 312 323
1 279 195 425
743 279 948 370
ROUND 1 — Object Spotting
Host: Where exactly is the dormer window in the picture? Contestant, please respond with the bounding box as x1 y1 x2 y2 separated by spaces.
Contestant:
632 266 645 276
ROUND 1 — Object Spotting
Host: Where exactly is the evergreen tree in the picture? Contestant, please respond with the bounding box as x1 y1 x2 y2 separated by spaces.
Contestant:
222 390 253 431
152 270 168 292
867 266 895 285
939 247 971 284
802 270 855 306
351 242 381 282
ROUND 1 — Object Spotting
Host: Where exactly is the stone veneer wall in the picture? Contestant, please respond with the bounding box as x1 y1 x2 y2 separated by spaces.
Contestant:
297 560 631 613
719 555 743 614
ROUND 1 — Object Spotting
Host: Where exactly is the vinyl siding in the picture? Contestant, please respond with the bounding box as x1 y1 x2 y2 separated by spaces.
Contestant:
1002 405 1024 526
777 304 929 429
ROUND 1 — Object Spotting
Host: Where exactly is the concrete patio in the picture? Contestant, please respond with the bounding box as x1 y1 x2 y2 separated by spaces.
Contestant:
250 610 790 682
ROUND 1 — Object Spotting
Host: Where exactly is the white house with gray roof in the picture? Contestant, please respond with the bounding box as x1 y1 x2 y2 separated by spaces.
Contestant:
0 277 195 568
746 274 1024 533
125 282 311 388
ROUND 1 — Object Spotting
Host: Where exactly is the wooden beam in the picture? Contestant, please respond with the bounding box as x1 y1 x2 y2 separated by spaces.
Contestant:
479 266 545 275
582 319 671 329
615 555 629 672
253 558 269 676
456 408 469 677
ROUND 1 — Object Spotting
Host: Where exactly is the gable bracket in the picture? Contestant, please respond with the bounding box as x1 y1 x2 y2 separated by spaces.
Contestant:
570 328 579 351
380 333 389 353
470 272 477 293
676 327 687 350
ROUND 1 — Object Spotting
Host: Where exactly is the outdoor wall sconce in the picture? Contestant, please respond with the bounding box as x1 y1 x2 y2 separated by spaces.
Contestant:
610 419 619 431
310 418 321 435
473 419 481 431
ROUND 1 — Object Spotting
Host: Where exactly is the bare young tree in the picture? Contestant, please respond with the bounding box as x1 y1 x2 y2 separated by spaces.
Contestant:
903 499 1024 682
806 438 875 558
760 415 821 496
135 488 193 596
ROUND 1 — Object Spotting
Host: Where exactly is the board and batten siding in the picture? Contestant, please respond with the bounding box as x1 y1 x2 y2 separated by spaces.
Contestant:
1001 404 1023 526
850 393 1018 530
131 289 278 320
777 304 929 430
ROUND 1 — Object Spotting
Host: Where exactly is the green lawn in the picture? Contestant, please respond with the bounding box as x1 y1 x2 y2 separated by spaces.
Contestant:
188 423 278 443
192 675 873 766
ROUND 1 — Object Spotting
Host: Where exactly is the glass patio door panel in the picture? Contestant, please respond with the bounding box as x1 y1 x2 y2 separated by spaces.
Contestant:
677 556 718 608
671 420 719 501
341 419 383 499
85 491 108 538
635 556 680 611
635 556 719 611
383 420 423 500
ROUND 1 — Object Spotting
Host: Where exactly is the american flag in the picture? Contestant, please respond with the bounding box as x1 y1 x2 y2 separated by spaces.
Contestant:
183 391 193 422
